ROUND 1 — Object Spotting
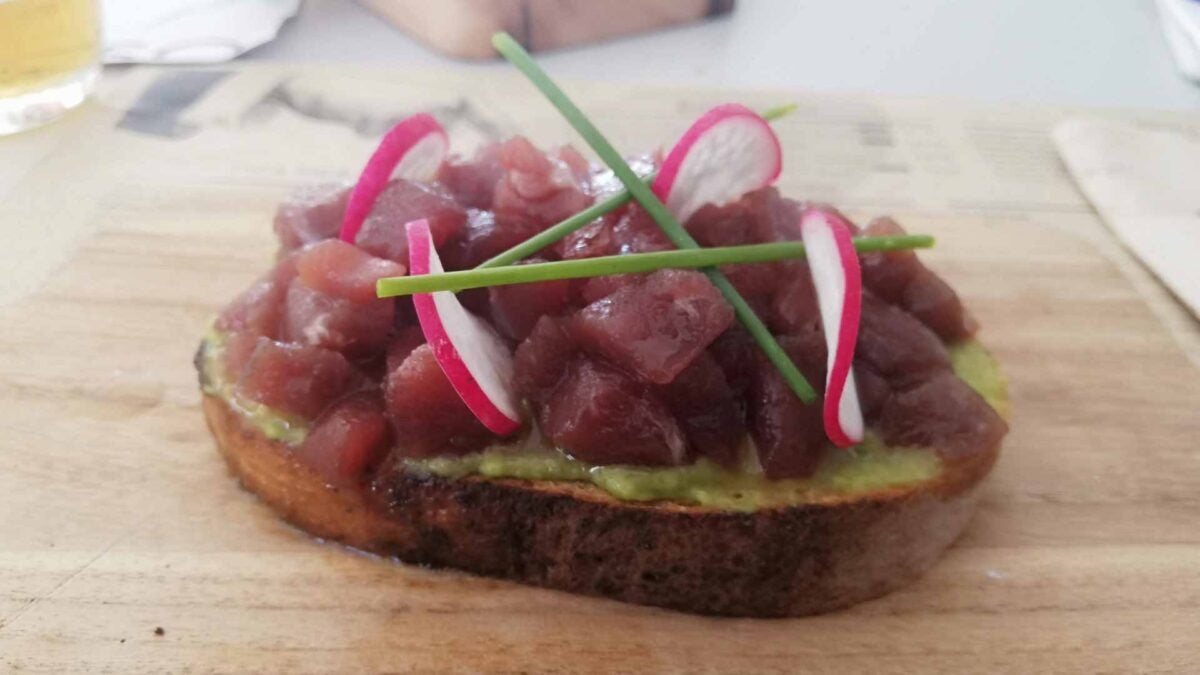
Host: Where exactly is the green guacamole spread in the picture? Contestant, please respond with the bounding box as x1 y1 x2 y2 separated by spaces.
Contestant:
203 330 1006 511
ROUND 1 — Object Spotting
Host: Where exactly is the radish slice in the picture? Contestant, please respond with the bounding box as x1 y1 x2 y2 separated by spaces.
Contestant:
651 103 782 224
406 219 522 435
339 113 449 243
800 209 865 448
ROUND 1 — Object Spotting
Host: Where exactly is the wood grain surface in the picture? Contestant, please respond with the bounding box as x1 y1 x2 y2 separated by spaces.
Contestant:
0 65 1198 674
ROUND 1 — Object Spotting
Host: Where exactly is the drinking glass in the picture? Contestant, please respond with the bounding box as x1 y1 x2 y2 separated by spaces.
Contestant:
0 0 100 135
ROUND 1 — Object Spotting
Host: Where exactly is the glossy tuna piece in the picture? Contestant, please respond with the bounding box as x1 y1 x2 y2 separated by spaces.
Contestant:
859 217 922 303
902 269 979 342
612 205 674 254
235 337 355 419
709 327 757 400
487 259 572 341
860 217 977 341
541 359 686 466
745 187 805 242
852 361 891 422
513 316 578 408
879 371 1007 462
385 344 496 458
855 293 950 384
493 137 592 229
577 273 637 304
437 143 504 209
354 179 467 263
215 255 298 339
572 269 735 385
273 183 350 251
655 352 745 467
280 280 394 357
294 391 390 488
685 198 788 299
553 218 618 261
747 330 829 479
295 239 406 304
221 332 261 383
768 266 820 335
443 209 546 271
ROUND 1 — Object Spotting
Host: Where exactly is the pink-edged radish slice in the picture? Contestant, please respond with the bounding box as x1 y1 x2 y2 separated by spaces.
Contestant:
651 103 782 224
800 208 865 448
406 219 522 435
339 113 449 244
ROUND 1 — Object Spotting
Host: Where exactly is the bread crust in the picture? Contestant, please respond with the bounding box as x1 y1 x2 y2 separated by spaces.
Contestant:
202 388 999 617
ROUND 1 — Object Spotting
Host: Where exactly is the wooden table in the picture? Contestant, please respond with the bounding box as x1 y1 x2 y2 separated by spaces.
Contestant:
1 65 1197 673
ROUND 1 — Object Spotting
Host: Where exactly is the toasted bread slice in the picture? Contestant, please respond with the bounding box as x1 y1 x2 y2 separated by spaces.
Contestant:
202 387 1001 617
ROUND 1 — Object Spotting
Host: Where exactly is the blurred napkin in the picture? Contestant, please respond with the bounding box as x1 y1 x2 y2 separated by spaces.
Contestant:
102 0 300 64
1053 117 1200 318
1157 0 1200 82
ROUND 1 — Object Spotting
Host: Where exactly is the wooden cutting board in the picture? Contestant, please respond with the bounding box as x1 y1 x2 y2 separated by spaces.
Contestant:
1 65 1198 673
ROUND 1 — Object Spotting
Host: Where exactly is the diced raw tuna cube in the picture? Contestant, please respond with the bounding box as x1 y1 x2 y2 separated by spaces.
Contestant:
442 209 544 271
541 359 685 466
273 183 350 251
686 199 786 298
488 259 571 341
385 344 495 457
437 143 503 209
280 280 394 357
612 205 673 254
745 187 805 242
879 371 1007 462
494 137 592 228
513 316 578 408
355 179 467 263
856 293 950 384
384 325 426 375
221 331 261 383
859 217 977 341
853 360 891 422
554 145 591 181
709 328 757 399
747 363 826 479
215 255 297 338
235 337 355 419
295 239 406 304
572 269 735 384
654 352 745 467
553 218 617 261
769 264 820 334
902 268 978 342
684 199 751 245
859 217 922 303
747 330 829 479
294 391 390 488
577 273 637 304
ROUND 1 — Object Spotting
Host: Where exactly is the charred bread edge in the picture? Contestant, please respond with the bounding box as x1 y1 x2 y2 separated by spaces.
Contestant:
201 379 1000 617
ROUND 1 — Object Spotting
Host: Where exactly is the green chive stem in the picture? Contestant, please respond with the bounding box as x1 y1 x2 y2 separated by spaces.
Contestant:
761 102 798 121
492 32 818 402
380 236 932 297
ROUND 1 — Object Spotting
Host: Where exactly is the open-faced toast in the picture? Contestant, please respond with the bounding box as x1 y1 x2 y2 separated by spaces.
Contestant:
202 385 1002 617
